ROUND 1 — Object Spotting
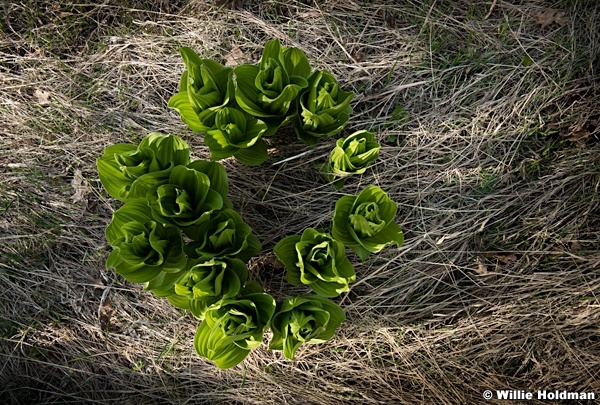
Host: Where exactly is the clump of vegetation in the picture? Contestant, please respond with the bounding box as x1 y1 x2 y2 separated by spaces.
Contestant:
97 39 403 368
3 0 599 402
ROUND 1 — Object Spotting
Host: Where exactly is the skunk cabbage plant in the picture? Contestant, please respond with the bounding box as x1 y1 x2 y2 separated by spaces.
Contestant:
274 228 355 297
185 209 261 263
205 107 269 166
294 70 354 145
147 161 228 228
168 47 235 133
169 258 248 319
329 130 380 176
194 291 276 369
97 133 190 202
105 200 186 283
234 39 310 133
269 295 345 360
332 185 404 260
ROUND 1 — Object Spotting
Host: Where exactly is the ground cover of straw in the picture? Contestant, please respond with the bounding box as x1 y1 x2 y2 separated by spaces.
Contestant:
1 1 599 404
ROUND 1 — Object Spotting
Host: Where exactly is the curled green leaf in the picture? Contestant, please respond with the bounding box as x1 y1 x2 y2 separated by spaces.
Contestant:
105 200 186 284
147 164 226 228
234 39 310 134
329 130 380 176
168 47 235 133
185 209 261 263
331 185 404 261
97 133 190 201
294 70 354 145
269 295 345 360
194 291 276 369
274 228 355 297
169 258 248 319
205 107 269 166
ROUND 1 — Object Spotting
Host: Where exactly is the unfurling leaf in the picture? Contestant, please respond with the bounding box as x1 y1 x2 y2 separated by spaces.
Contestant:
269 295 345 360
105 200 187 284
194 291 276 368
205 107 269 166
146 163 227 228
185 208 262 263
97 133 190 202
234 39 310 134
328 130 380 177
332 185 404 260
168 47 235 133
294 70 354 145
274 228 355 297
169 258 248 319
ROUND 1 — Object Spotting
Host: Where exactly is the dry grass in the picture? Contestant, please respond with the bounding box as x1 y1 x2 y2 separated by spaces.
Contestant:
1 0 599 403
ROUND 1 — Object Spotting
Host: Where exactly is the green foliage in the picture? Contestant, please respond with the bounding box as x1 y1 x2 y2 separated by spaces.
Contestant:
146 164 226 228
274 228 355 297
168 47 234 133
169 258 249 319
194 290 276 369
205 107 269 166
105 199 186 283
185 209 261 263
97 133 190 202
234 39 310 132
97 39 406 370
294 70 354 145
269 295 346 360
332 185 404 261
328 130 380 176
169 39 356 163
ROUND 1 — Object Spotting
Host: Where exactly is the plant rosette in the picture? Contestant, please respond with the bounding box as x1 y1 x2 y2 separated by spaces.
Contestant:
146 160 229 229
205 107 270 166
167 258 248 319
323 130 381 189
273 228 355 297
234 39 311 134
294 70 354 146
97 133 190 202
268 295 346 360
329 130 380 176
332 185 404 261
184 208 261 263
194 290 276 369
105 199 186 284
168 47 235 133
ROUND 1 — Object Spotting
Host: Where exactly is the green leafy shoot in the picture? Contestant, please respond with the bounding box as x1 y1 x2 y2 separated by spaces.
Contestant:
146 164 225 228
184 208 261 263
269 295 346 360
168 47 235 133
294 70 354 145
324 130 380 188
332 185 404 261
105 199 186 284
97 133 190 202
194 291 276 369
169 258 248 319
274 228 355 297
205 107 269 166
234 39 310 134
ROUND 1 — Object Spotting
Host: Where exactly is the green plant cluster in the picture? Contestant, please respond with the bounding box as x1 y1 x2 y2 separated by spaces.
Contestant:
98 133 277 368
272 186 404 359
168 39 354 165
97 39 404 369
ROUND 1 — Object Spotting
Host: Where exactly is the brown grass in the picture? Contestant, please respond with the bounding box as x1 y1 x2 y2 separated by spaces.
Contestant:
1 0 599 404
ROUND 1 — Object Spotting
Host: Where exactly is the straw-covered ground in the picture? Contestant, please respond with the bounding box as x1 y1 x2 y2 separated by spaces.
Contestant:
1 0 599 403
